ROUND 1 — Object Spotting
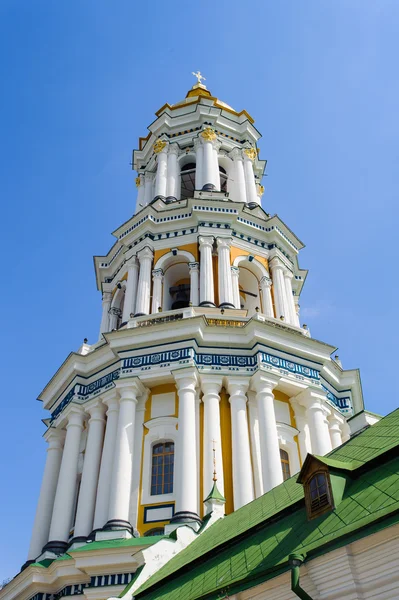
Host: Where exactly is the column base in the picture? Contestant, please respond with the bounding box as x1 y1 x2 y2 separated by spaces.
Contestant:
170 511 202 525
21 559 35 571
219 302 235 309
134 312 147 317
103 519 133 535
246 201 260 209
42 540 69 555
69 535 88 545
202 183 216 192
199 301 216 308
153 195 166 202
165 196 177 204
87 528 101 541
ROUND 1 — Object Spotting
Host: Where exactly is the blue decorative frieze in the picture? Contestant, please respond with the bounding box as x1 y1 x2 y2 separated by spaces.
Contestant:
321 384 352 414
76 369 120 397
29 573 135 600
260 352 320 380
50 386 77 423
195 353 257 368
123 347 192 370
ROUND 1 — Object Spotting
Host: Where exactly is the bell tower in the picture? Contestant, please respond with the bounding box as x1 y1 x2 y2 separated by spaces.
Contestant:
23 77 367 578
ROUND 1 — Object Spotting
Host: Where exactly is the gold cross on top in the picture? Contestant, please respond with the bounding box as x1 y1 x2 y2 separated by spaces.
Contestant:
192 70 206 85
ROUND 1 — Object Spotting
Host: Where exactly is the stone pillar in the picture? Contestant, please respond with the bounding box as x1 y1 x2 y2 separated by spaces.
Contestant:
269 257 289 320
201 376 224 498
283 269 297 325
108 306 121 331
200 128 220 191
135 174 145 213
251 373 283 492
73 402 106 541
171 369 200 524
230 148 247 203
45 407 85 555
199 236 215 307
297 389 332 456
247 393 264 497
259 276 274 318
227 378 254 509
166 144 179 200
122 258 139 323
231 266 240 309
328 415 343 449
243 148 259 206
153 140 168 200
105 380 145 534
27 428 65 561
135 246 154 316
151 269 164 314
92 393 119 531
217 238 235 309
290 398 312 465
99 291 112 339
144 173 154 207
129 396 147 530
189 262 200 306
194 138 203 190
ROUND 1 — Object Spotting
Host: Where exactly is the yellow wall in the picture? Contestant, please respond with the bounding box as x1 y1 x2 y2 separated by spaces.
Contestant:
230 246 269 272
153 242 199 266
219 388 234 514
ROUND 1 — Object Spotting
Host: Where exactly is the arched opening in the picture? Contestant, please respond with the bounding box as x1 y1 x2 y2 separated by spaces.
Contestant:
219 165 227 192
238 267 260 316
109 285 125 330
151 441 174 496
280 448 291 481
180 163 196 199
163 262 191 311
144 528 164 537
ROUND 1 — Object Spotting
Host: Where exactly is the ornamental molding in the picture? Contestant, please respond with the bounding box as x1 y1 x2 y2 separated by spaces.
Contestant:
244 147 257 161
153 139 167 154
201 126 217 141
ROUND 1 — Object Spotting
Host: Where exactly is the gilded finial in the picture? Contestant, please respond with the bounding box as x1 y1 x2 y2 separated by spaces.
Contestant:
192 70 206 85
153 139 167 154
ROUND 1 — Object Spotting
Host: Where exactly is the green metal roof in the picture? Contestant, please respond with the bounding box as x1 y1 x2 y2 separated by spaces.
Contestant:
133 408 399 600
70 535 164 553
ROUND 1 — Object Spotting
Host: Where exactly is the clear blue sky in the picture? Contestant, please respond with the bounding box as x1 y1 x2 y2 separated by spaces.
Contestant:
0 0 398 581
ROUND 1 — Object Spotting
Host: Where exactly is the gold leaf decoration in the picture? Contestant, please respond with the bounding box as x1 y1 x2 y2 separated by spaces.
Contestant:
201 127 217 141
153 140 167 154
244 148 257 161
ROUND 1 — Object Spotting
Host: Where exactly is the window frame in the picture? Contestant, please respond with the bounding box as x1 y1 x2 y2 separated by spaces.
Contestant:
150 440 175 497
280 448 291 481
304 468 334 520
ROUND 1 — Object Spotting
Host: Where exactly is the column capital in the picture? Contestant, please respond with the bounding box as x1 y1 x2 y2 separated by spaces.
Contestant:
85 400 107 422
145 172 155 183
168 143 180 156
216 237 232 250
65 405 85 429
102 290 112 303
200 126 217 142
269 256 285 271
229 147 244 161
231 265 240 276
135 174 144 187
243 147 257 161
227 376 249 399
173 367 198 391
259 275 272 288
116 378 146 401
294 387 329 412
137 246 154 262
126 257 139 271
188 261 200 273
251 371 280 393
200 374 223 395
152 268 164 280
283 269 294 279
153 139 168 154
199 235 214 250
44 427 66 448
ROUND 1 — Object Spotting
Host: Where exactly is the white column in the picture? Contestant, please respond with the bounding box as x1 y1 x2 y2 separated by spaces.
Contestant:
201 376 224 499
122 258 139 323
173 369 200 521
243 148 259 206
251 373 283 492
259 276 274 317
270 257 289 320
189 262 200 306
129 397 147 531
217 237 235 308
227 378 254 509
294 296 301 328
247 393 264 498
199 236 215 306
135 174 145 213
153 141 168 199
93 393 119 531
200 129 220 190
108 306 120 331
27 428 65 561
151 269 164 313
297 389 332 456
135 246 153 316
231 266 240 309
328 415 343 449
99 291 112 339
194 138 203 190
106 380 145 532
166 144 179 199
73 402 106 540
144 173 154 206
47 407 85 552
290 399 312 465
283 269 297 326
230 148 247 203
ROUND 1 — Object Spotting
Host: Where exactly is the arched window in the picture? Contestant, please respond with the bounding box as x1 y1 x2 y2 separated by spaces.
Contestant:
151 441 174 496
307 472 331 514
180 163 196 199
144 527 164 537
219 165 228 192
280 448 291 481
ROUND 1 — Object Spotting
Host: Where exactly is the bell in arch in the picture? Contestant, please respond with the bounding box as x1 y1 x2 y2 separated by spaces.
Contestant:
170 284 191 310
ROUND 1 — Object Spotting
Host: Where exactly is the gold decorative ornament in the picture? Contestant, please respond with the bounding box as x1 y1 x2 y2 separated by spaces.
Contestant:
135 177 141 187
257 184 265 196
153 140 167 154
244 148 257 161
201 127 217 141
